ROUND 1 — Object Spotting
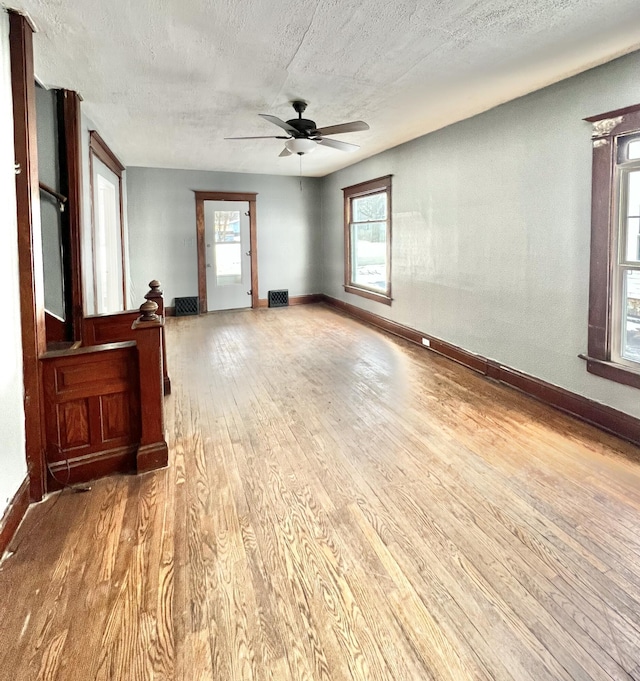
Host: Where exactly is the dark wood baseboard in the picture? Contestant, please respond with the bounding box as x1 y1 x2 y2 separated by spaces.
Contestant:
46 446 137 491
320 295 640 448
165 306 175 317
257 294 323 309
137 441 169 474
0 477 30 556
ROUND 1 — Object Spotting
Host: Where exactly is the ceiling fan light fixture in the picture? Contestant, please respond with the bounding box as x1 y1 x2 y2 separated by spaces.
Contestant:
284 138 317 155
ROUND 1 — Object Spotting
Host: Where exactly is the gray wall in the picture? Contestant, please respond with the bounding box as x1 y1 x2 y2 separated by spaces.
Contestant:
35 85 65 319
126 167 322 305
321 49 640 419
0 11 27 519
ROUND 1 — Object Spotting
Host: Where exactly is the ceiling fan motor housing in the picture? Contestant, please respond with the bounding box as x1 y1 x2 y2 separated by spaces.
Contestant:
286 118 317 137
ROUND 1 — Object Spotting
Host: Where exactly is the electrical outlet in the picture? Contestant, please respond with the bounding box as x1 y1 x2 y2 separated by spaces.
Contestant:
422 338 431 347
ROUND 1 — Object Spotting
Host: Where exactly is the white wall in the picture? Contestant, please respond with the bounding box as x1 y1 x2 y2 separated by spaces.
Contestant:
321 49 640 419
126 167 322 305
0 11 28 518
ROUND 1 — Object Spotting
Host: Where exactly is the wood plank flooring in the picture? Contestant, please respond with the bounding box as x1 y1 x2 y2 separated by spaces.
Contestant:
2 304 640 680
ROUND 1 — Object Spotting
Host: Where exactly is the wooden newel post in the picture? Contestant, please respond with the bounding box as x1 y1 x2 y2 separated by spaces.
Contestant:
132 299 168 473
145 279 164 317
144 279 171 395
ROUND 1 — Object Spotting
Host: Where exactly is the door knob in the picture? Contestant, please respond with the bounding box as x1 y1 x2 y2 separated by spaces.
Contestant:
245 250 251 256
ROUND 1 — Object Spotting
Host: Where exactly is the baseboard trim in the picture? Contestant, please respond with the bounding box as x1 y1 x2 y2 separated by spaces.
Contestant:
0 477 30 556
137 441 169 474
257 294 323 309
165 306 175 317
320 295 640 448
47 446 137 490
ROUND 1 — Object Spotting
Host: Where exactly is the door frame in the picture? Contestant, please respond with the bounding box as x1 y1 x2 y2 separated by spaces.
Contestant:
194 191 258 312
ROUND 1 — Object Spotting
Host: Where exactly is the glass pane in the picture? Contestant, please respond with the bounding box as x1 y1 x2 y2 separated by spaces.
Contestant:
214 210 241 243
628 140 640 160
352 193 387 222
351 221 387 291
622 269 640 364
625 171 640 262
215 243 242 285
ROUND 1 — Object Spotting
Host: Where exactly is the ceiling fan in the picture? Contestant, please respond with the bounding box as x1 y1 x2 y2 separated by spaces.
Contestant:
225 101 369 157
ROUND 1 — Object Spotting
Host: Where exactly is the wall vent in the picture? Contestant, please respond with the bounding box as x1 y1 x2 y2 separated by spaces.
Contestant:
268 289 289 308
174 296 199 316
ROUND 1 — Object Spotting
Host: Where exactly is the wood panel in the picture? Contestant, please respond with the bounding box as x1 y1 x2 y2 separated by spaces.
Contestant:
41 342 141 487
9 10 46 501
59 89 85 342
2 307 640 679
83 307 171 395
0 478 29 557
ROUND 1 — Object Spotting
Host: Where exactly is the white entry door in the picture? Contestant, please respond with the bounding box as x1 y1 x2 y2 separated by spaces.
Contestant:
204 201 252 311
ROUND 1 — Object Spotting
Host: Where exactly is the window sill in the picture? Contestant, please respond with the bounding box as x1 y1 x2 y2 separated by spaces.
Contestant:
579 354 640 389
344 285 392 305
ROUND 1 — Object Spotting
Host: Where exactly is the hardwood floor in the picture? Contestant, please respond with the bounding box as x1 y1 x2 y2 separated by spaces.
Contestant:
2 304 640 680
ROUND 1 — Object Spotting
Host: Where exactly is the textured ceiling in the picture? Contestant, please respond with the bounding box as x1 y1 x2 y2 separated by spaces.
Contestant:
10 0 640 176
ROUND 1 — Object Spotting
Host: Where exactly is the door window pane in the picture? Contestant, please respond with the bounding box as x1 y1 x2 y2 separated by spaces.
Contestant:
622 269 640 363
351 221 387 291
214 211 241 285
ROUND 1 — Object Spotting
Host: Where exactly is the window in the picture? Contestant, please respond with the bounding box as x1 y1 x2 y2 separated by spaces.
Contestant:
584 106 640 388
343 175 392 304
89 131 126 314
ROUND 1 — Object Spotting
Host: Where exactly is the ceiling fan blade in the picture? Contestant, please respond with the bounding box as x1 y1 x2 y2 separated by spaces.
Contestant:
225 135 289 140
259 114 298 133
317 138 360 152
315 120 369 136
279 147 292 157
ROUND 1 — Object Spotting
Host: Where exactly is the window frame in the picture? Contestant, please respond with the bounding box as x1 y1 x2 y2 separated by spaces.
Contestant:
342 175 392 305
584 104 640 389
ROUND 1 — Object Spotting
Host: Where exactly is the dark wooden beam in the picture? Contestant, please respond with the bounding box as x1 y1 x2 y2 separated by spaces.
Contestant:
9 10 47 501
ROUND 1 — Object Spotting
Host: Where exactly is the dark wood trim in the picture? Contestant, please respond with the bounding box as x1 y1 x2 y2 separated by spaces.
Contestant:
579 354 640 389
195 196 206 312
88 130 124 176
193 191 259 312
89 130 127 311
59 90 85 341
194 191 257 202
9 11 47 501
46 446 137 491
165 306 176 317
0 478 30 556
257 293 323 308
582 104 640 129
585 105 640 387
341 175 392 196
321 295 640 447
343 285 392 305
343 175 392 304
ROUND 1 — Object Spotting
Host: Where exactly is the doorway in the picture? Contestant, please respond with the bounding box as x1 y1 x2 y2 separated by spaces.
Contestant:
194 191 258 312
205 201 251 311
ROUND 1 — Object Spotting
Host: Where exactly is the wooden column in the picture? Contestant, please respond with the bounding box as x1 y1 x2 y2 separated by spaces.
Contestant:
10 11 46 500
132 301 168 473
145 279 171 395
